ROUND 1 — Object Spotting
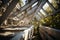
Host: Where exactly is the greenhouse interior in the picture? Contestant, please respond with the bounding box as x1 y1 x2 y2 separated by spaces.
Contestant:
0 0 60 40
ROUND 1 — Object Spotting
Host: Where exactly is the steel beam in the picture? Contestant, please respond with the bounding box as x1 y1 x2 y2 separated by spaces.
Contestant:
18 0 37 12
0 0 19 25
6 0 37 20
17 4 38 21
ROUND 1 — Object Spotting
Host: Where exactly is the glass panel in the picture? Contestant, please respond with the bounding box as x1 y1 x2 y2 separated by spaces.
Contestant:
48 0 58 9
32 2 38 7
35 13 40 20
37 12 44 18
40 9 47 16
43 2 53 15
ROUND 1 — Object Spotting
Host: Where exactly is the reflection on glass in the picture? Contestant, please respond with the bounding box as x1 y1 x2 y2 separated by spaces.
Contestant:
19 0 26 7
38 12 44 18
48 0 58 9
40 9 47 16
40 19 46 24
35 13 40 20
43 2 53 15
32 2 38 7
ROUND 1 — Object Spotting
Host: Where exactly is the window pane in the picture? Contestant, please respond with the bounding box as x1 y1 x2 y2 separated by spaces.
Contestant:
48 0 58 9
38 12 44 18
40 9 47 16
43 2 53 15
32 2 38 7
35 14 40 20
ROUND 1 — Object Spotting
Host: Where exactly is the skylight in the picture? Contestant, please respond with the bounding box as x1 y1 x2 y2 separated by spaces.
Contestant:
32 2 38 7
40 9 46 16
